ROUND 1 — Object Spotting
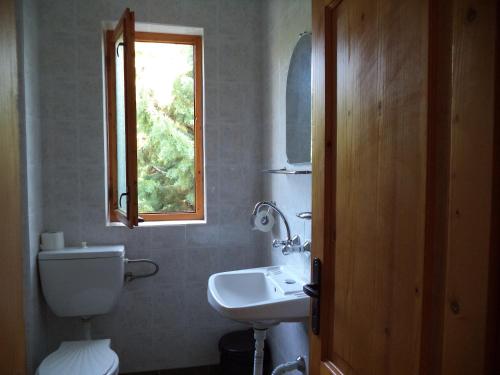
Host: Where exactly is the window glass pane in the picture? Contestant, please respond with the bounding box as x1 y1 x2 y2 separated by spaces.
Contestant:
135 41 195 214
115 35 128 215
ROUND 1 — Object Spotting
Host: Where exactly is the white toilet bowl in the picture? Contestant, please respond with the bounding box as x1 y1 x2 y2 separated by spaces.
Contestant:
36 339 119 375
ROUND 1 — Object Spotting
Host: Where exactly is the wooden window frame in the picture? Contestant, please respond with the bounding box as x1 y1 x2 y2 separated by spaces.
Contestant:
134 32 204 222
105 20 205 225
105 8 138 228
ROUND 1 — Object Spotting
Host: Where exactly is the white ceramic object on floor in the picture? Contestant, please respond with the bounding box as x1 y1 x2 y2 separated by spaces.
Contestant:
37 245 125 375
36 339 119 375
207 266 309 327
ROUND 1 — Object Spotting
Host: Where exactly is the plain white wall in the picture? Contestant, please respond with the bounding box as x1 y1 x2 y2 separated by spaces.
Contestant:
18 0 49 372
261 0 312 371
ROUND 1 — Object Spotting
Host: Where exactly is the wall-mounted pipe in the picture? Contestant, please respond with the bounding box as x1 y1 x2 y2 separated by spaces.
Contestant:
272 356 306 375
252 328 268 375
124 258 159 282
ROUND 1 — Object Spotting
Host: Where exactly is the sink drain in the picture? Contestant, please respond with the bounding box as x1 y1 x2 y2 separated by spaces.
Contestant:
285 279 296 284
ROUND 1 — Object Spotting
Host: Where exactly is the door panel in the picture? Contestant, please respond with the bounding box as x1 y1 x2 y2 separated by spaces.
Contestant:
440 1 498 373
326 0 429 373
312 0 426 373
310 0 499 374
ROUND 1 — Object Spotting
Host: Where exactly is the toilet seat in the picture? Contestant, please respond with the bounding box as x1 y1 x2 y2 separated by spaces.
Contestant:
36 339 119 375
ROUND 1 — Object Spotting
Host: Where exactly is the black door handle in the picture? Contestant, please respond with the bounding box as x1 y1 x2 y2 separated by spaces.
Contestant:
305 257 321 335
303 283 320 298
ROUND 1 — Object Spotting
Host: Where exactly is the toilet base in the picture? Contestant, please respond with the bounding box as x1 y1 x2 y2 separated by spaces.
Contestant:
36 339 119 375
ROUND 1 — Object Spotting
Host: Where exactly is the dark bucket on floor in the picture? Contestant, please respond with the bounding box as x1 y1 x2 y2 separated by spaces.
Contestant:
218 329 272 375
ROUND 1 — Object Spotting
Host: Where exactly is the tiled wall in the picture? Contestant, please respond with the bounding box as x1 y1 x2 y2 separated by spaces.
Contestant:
18 0 49 373
261 0 312 370
22 0 314 373
37 0 264 372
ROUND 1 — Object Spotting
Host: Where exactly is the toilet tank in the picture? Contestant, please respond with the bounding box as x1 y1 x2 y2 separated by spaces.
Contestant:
38 245 125 317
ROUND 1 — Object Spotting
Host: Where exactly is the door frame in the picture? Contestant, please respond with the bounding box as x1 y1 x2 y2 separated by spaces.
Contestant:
0 0 27 373
310 0 338 373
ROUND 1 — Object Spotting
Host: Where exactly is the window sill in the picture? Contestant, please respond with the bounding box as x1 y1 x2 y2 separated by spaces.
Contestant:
107 219 206 227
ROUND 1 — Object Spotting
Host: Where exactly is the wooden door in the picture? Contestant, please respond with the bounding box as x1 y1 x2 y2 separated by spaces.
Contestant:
0 0 27 373
309 0 499 374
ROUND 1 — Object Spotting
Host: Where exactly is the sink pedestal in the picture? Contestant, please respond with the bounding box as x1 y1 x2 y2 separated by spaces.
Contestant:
253 328 267 375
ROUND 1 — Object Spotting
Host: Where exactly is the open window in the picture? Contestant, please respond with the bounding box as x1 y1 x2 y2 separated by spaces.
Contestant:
105 9 205 227
105 8 138 228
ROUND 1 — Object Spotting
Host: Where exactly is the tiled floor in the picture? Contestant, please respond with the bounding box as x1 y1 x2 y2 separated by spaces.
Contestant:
122 364 221 375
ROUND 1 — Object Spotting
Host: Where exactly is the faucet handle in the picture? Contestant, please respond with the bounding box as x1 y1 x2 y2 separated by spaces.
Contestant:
282 244 291 255
291 235 301 246
273 239 287 248
274 236 308 255
302 240 311 253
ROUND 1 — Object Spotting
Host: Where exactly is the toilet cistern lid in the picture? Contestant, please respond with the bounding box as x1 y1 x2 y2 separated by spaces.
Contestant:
38 245 124 260
37 339 118 375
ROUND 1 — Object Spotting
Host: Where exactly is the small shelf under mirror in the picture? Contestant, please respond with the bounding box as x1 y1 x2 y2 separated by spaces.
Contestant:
263 167 312 175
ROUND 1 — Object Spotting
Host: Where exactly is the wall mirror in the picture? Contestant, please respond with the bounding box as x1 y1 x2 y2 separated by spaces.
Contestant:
286 32 312 165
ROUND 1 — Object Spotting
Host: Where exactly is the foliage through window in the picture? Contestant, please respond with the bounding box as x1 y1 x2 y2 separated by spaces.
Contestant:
105 9 204 227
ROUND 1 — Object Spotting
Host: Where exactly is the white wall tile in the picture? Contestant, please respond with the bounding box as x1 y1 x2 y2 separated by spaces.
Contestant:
149 226 187 250
151 326 189 370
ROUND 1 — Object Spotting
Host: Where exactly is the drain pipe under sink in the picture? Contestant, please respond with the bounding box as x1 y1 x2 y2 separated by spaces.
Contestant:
271 356 307 375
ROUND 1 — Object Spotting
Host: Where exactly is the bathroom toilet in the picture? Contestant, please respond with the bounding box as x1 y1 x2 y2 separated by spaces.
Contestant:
36 245 125 375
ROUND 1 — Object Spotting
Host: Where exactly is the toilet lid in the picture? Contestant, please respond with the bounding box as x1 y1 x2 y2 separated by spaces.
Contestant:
38 339 118 375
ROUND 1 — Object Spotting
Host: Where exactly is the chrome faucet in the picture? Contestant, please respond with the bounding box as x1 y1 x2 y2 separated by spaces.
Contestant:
273 235 311 255
251 201 311 255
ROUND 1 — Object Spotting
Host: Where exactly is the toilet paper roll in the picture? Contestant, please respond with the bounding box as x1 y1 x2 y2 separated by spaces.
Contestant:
40 231 65 251
252 211 275 232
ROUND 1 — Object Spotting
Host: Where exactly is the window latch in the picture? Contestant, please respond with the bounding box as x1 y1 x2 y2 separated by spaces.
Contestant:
119 192 128 208
116 42 125 57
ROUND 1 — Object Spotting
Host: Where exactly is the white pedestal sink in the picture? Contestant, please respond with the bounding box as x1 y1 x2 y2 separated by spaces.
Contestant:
207 266 310 375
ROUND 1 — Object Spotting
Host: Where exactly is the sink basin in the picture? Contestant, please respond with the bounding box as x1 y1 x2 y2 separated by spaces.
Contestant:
207 266 310 326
